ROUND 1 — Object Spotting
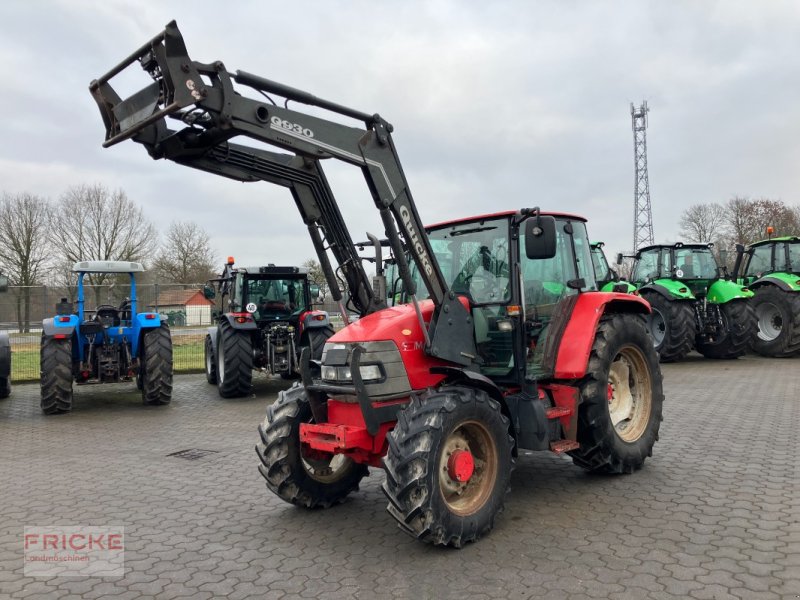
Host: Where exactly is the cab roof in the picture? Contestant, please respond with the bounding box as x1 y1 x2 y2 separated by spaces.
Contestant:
749 236 800 248
426 210 587 230
72 260 145 273
636 242 713 255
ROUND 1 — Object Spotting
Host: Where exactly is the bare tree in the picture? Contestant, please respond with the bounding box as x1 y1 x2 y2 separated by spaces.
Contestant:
679 203 726 243
51 184 158 303
0 192 52 331
302 258 329 300
153 221 217 283
724 196 800 246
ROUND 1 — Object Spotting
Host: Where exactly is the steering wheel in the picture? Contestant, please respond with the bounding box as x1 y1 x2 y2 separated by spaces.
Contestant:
469 268 504 303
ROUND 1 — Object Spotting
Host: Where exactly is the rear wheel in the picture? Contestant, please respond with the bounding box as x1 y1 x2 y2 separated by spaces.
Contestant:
256 382 368 507
640 291 696 362
750 286 800 357
141 324 173 405
382 386 514 548
40 336 73 415
696 300 756 359
570 315 664 474
298 325 335 378
216 319 253 398
204 335 217 384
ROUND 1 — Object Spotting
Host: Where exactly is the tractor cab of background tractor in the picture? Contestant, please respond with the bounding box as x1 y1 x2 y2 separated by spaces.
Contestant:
590 241 636 293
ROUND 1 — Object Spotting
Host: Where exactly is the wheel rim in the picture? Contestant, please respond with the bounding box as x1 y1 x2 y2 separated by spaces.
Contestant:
438 420 498 517
607 345 653 443
755 302 782 341
217 339 225 383
301 450 353 483
647 308 666 346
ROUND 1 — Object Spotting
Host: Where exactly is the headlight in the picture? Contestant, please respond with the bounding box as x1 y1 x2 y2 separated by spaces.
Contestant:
321 364 383 383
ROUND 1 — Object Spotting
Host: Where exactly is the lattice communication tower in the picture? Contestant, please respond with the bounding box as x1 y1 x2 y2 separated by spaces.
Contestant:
631 101 654 251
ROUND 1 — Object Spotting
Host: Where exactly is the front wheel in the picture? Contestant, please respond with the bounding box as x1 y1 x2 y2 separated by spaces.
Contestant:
696 300 756 359
750 286 800 357
382 386 514 548
40 336 74 415
141 324 173 405
640 292 696 362
255 382 368 507
570 314 664 474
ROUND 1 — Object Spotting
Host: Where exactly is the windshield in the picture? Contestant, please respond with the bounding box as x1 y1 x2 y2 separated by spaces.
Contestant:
590 245 610 281
414 217 511 305
745 244 773 277
674 248 718 279
632 249 661 282
237 276 308 318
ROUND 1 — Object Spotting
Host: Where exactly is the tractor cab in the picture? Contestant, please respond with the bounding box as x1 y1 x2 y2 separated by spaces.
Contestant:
738 236 800 285
221 265 316 327
397 211 599 381
631 243 721 297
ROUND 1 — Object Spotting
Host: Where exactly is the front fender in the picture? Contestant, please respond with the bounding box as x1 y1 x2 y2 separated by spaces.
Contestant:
642 279 696 300
706 279 753 303
751 273 800 292
554 292 651 379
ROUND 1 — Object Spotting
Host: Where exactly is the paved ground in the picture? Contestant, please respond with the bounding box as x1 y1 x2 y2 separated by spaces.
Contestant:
0 354 798 599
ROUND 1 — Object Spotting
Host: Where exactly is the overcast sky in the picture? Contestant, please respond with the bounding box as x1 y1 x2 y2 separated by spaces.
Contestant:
1 1 798 270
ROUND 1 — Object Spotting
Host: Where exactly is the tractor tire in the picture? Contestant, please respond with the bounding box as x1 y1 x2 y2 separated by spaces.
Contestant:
40 337 73 415
204 335 217 384
216 320 253 398
640 291 696 362
750 286 800 357
0 377 10 400
256 382 369 507
696 300 756 359
382 386 514 548
296 325 335 378
141 324 173 406
570 314 664 474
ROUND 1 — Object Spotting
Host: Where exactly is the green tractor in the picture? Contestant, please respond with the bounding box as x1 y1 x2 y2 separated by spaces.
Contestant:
590 242 636 293
733 235 800 357
630 243 755 361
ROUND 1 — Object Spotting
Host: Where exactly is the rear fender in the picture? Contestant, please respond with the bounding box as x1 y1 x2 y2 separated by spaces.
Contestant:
554 292 651 379
206 326 218 357
300 310 331 330
42 316 79 338
750 274 800 292
600 281 637 293
222 313 259 331
706 279 754 303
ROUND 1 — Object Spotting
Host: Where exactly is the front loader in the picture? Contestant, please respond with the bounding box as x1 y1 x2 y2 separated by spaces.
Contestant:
90 21 665 547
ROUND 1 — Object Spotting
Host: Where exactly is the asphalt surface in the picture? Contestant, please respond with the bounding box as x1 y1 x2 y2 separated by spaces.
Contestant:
0 354 798 599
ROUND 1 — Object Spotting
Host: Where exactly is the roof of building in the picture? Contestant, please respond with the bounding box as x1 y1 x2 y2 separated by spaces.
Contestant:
150 289 213 307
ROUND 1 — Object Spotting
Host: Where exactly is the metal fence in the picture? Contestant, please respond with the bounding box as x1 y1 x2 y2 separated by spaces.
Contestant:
1 284 346 382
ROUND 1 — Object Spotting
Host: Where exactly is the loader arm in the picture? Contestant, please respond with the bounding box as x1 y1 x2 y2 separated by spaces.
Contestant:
90 20 476 366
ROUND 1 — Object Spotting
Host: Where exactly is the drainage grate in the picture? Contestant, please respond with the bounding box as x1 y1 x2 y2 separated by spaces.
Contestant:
167 448 219 460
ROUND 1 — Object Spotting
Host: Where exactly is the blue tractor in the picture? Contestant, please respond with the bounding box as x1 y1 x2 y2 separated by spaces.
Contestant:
40 261 173 414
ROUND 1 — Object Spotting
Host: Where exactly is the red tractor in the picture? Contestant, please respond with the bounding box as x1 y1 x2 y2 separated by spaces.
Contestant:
91 22 664 547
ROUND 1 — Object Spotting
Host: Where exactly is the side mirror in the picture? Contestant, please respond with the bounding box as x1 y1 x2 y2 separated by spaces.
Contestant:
615 253 623 265
202 284 216 300
524 216 557 259
309 283 321 299
0 274 7 293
